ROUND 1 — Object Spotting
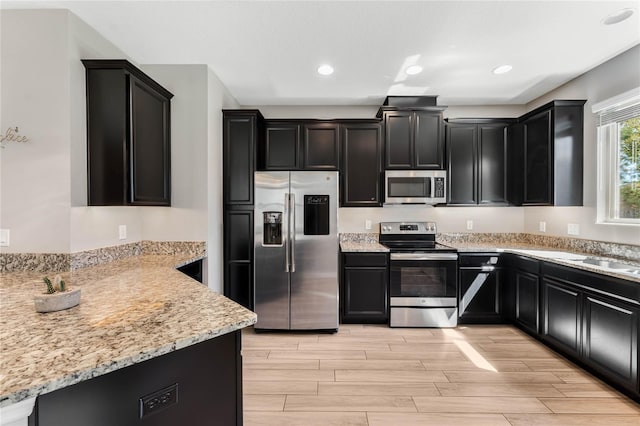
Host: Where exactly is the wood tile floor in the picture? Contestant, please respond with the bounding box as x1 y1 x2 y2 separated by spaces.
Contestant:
241 324 640 425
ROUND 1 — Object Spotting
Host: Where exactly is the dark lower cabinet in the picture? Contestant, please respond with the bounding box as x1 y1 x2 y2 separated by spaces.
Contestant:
30 331 243 426
224 210 254 310
542 278 581 356
177 259 204 283
583 293 638 394
341 252 389 323
340 122 382 207
515 270 539 334
458 254 502 323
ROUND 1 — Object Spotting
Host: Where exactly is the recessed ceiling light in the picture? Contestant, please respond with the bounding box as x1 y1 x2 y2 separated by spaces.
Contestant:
603 8 634 25
405 65 423 75
317 64 334 76
493 65 513 75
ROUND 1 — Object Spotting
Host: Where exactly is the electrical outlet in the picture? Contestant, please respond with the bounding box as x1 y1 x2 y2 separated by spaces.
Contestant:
365 219 372 230
0 229 9 247
139 383 178 419
119 225 127 240
466 220 473 230
567 223 580 235
539 221 546 232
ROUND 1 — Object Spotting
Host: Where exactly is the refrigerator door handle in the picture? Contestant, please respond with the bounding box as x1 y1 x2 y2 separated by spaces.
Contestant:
284 193 290 272
290 193 296 273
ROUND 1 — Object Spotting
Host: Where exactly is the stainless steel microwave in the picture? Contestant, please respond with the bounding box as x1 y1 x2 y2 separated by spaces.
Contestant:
384 170 447 205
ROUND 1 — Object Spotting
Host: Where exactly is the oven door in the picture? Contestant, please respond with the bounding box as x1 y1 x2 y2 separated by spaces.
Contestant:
389 253 458 306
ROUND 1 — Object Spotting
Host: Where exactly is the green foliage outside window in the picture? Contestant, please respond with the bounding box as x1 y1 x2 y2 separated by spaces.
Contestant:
619 116 640 218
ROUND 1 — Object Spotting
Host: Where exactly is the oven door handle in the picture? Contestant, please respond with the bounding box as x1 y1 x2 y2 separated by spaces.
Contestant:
390 253 458 261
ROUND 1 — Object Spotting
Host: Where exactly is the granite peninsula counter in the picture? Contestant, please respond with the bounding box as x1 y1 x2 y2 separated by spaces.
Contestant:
0 254 257 421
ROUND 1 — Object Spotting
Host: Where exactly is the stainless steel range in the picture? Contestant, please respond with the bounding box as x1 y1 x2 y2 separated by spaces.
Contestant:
380 222 458 328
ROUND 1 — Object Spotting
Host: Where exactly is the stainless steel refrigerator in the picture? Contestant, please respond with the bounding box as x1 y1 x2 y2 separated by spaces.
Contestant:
254 171 339 331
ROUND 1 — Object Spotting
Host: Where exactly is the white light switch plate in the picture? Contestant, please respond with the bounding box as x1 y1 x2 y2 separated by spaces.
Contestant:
466 220 473 230
567 223 580 235
539 221 546 232
0 229 9 247
118 225 127 240
365 219 372 230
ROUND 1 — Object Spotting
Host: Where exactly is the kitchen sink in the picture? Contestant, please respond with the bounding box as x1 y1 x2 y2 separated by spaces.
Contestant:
579 257 640 276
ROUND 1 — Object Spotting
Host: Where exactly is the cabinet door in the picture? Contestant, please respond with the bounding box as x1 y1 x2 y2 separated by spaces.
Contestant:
342 267 388 323
583 294 638 392
542 278 581 356
224 210 253 310
384 111 413 169
516 270 539 334
523 110 552 205
341 123 382 207
264 123 300 169
459 268 501 323
129 75 171 206
303 123 339 170
223 113 256 205
33 332 241 426
414 111 444 169
478 124 508 205
447 124 477 205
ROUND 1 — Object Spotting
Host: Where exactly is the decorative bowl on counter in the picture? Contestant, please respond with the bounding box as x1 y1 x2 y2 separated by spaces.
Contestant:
34 288 81 313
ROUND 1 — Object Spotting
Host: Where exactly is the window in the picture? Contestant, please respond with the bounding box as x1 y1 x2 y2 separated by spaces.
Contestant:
594 88 640 224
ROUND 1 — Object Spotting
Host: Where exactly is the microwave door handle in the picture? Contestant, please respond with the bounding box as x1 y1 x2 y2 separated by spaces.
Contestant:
290 193 295 273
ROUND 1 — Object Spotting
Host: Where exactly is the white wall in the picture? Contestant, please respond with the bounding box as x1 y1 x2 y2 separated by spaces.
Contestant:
0 10 71 253
67 11 142 252
139 65 209 242
207 69 240 292
522 45 640 245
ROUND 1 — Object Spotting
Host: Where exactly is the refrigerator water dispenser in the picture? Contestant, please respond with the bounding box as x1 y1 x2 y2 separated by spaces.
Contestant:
263 212 283 246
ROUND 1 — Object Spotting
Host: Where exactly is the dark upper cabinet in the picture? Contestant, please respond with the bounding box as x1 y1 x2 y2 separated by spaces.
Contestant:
341 252 389 323
511 100 586 206
340 122 383 207
223 110 263 205
303 123 340 169
446 120 511 206
260 121 339 170
83 60 173 206
381 109 445 169
262 122 301 170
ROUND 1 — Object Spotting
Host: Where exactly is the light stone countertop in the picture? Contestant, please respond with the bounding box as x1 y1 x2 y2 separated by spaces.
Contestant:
339 239 639 284
0 255 257 407
340 241 389 253
447 242 640 284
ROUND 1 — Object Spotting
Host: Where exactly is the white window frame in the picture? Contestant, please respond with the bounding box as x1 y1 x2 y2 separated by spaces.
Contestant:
593 87 640 226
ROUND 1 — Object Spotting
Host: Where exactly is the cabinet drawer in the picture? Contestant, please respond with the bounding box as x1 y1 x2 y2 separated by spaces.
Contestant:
343 253 388 267
513 255 539 274
459 253 502 268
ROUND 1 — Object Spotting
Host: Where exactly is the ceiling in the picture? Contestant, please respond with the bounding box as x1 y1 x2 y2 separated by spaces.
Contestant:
3 1 640 106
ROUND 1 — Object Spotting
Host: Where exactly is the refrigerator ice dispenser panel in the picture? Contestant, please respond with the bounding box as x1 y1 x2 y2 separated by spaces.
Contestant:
304 195 330 235
263 211 283 246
